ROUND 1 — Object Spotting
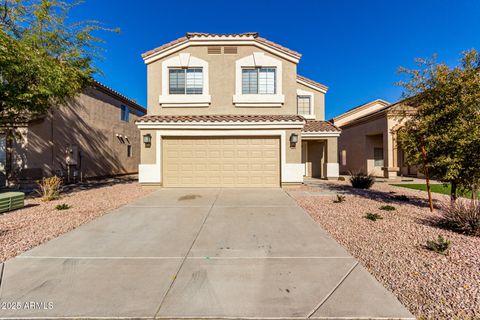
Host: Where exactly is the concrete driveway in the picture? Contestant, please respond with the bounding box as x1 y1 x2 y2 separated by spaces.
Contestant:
0 188 413 319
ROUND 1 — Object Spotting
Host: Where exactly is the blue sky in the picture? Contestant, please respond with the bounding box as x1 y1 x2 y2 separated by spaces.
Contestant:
70 0 480 119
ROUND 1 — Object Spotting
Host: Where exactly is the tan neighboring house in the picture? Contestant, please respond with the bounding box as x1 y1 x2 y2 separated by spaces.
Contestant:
136 32 340 187
0 81 146 187
333 99 418 178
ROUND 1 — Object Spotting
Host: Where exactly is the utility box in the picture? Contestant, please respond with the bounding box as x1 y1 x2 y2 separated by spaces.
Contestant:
0 192 25 213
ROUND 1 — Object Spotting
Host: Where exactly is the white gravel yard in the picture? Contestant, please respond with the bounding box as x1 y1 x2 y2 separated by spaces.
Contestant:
288 180 480 319
0 179 153 263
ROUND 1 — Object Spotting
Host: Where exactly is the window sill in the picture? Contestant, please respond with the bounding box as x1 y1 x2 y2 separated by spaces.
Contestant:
300 114 316 120
233 94 284 107
159 94 211 107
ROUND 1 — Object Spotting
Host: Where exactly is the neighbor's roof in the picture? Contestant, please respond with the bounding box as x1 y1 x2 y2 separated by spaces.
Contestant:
302 120 341 132
136 114 305 123
92 80 146 114
142 32 302 60
333 99 390 121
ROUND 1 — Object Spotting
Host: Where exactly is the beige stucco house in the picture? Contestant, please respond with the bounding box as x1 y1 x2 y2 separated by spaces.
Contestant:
333 99 418 178
0 81 146 187
137 32 340 187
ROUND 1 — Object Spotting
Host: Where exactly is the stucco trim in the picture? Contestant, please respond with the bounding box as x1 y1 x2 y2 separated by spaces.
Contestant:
137 122 305 130
301 132 341 138
296 78 328 94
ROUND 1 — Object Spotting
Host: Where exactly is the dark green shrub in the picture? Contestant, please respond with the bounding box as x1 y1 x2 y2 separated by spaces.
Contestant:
426 235 451 254
333 194 346 203
393 194 410 201
55 203 71 210
349 172 375 189
365 212 382 221
380 205 396 211
440 200 479 236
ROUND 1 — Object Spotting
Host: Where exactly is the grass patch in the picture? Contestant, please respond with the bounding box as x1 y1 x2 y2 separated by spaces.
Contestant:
391 183 479 198
380 205 396 211
55 203 71 210
365 212 383 221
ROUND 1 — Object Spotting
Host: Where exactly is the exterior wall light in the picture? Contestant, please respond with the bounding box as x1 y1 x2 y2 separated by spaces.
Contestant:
143 133 152 148
290 133 298 148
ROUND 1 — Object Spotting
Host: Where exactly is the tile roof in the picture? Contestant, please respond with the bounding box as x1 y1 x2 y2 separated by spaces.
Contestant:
302 120 341 132
92 80 146 114
297 75 329 91
137 114 305 123
141 32 301 59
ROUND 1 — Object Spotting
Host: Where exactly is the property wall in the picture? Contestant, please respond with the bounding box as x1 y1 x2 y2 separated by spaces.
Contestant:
147 45 300 116
12 88 143 180
338 115 388 176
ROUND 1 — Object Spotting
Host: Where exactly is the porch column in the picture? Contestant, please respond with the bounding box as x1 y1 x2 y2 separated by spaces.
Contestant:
323 136 339 180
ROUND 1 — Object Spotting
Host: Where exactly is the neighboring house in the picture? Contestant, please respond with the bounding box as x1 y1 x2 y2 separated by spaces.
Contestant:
0 81 146 187
333 99 418 178
136 32 340 187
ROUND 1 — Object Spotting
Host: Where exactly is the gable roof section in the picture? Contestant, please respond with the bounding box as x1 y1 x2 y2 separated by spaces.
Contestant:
333 99 390 122
92 80 146 114
302 120 340 133
142 32 302 64
296 75 329 93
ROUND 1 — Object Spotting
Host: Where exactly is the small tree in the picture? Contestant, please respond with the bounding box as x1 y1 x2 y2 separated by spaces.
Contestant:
0 0 117 184
397 50 480 202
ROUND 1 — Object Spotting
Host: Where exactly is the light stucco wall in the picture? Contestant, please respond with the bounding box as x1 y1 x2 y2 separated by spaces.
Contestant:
11 88 143 180
146 45 324 118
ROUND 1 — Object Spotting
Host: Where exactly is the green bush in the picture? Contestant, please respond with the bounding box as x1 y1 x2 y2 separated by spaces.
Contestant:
55 203 71 210
349 172 375 189
380 205 396 211
426 235 451 254
440 200 479 236
333 194 346 203
393 194 410 202
365 212 382 221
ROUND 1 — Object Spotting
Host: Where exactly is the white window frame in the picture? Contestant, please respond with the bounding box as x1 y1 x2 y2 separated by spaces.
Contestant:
296 89 315 119
234 52 284 107
160 53 211 107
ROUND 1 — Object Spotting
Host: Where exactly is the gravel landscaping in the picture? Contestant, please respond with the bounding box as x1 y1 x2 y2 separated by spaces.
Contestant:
0 178 153 263
290 180 480 319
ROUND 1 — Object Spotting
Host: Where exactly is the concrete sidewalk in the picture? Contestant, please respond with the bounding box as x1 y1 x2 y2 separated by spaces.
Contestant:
0 188 414 319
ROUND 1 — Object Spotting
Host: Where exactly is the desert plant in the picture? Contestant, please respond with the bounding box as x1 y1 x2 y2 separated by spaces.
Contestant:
333 194 346 203
349 172 375 189
426 235 451 254
37 176 62 201
440 199 480 236
380 205 396 211
338 176 346 181
55 203 71 210
365 212 383 221
393 194 410 202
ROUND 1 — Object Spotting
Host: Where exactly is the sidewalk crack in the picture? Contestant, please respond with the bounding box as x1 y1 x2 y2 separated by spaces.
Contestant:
153 189 221 318
306 261 358 318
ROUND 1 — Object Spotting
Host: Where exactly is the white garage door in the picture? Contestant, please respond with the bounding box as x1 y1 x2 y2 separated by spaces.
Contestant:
162 136 280 187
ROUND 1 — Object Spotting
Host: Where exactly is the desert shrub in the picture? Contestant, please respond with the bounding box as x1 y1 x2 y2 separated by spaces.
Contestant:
440 199 480 236
349 172 375 189
380 205 396 211
333 194 346 203
338 176 346 181
37 176 62 201
365 212 382 221
55 203 71 210
426 235 451 254
393 194 410 202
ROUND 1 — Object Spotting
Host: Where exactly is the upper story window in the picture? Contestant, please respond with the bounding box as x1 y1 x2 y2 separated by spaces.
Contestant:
241 68 276 94
120 105 129 122
169 68 203 95
297 95 311 116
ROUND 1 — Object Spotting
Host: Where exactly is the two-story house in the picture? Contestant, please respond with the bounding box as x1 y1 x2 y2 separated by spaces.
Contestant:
137 32 340 187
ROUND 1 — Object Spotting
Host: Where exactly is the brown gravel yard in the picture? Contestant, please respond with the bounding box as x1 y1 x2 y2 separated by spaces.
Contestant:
0 179 153 263
289 180 480 319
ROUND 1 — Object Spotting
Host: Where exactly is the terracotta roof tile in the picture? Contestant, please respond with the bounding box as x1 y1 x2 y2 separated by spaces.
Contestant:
142 32 301 60
302 120 340 132
92 80 146 114
297 75 329 91
137 114 305 123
